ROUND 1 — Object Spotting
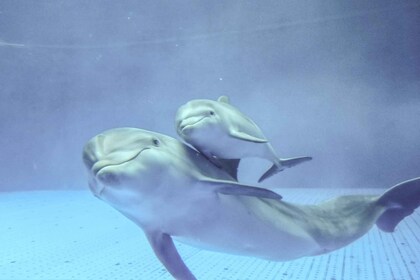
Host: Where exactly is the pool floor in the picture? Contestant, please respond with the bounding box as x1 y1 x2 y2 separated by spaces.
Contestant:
0 188 419 280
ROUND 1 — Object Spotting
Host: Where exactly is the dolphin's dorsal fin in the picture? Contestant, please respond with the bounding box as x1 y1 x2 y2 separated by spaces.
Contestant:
201 179 282 200
229 130 268 143
217 96 230 104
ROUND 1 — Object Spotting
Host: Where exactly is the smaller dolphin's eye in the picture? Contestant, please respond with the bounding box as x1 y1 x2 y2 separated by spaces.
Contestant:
152 139 160 146
209 111 215 116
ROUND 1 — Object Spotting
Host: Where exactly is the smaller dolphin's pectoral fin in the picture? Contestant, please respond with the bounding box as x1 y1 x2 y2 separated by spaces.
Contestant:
258 156 313 183
376 177 420 232
229 130 268 143
258 164 283 183
202 180 282 200
146 231 196 280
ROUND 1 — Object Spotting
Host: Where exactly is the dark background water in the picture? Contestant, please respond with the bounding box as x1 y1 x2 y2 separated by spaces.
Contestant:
1 1 419 191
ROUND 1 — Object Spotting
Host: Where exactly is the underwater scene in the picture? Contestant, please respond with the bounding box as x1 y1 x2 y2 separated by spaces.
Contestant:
1 1 419 280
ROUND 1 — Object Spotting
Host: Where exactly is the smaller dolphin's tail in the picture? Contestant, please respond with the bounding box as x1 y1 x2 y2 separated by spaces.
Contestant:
258 156 312 183
376 177 420 232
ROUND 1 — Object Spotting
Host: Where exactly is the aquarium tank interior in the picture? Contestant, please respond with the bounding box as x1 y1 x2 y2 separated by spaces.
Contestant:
1 1 419 279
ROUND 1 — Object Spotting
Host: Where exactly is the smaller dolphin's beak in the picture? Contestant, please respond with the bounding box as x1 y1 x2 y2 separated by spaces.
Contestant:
178 116 207 133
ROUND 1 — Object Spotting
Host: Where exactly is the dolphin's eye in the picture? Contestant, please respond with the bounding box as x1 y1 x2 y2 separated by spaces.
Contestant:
209 110 215 116
152 139 160 146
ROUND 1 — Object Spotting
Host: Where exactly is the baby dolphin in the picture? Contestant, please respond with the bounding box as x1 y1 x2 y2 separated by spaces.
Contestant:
83 127 420 280
175 96 312 182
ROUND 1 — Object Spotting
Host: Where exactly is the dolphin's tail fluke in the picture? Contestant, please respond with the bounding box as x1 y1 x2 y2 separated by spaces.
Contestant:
258 156 312 183
376 177 420 232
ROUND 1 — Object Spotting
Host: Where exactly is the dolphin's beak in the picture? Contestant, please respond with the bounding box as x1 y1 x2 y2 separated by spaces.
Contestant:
91 148 150 178
83 152 96 173
83 134 106 172
178 116 207 133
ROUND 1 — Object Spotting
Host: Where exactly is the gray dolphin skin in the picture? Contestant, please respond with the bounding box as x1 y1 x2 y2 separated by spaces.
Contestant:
83 127 420 280
175 96 312 182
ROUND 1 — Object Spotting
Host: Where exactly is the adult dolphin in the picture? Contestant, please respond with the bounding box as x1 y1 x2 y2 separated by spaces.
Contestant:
83 127 420 280
175 96 312 182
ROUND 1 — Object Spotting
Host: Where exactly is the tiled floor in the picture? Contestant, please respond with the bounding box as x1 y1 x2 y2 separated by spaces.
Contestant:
0 189 418 280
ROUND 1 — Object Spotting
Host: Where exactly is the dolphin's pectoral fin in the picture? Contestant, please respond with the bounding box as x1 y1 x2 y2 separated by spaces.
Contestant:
258 164 283 183
146 231 196 280
258 156 313 183
229 130 268 143
217 184 282 200
376 177 420 232
202 180 282 200
217 95 230 104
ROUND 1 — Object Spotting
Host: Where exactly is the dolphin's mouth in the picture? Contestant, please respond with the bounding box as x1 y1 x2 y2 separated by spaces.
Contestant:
92 148 150 176
179 116 208 132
